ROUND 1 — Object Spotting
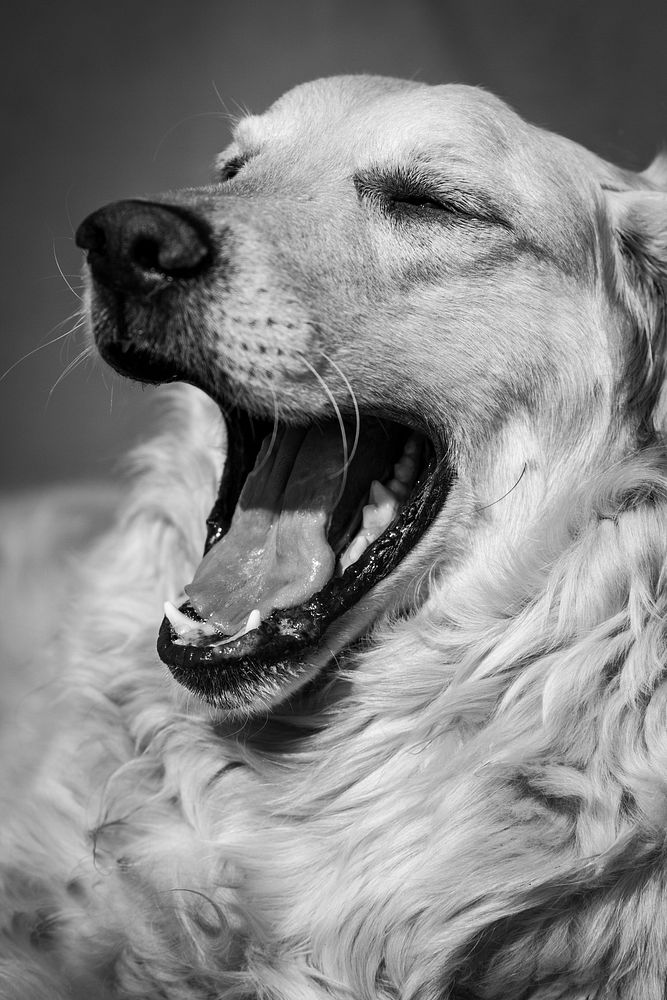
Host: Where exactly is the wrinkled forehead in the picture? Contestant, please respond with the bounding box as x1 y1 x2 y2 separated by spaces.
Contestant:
235 78 520 167
232 76 611 203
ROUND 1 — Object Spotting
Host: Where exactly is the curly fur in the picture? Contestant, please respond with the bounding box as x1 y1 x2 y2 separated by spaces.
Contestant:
2 77 667 999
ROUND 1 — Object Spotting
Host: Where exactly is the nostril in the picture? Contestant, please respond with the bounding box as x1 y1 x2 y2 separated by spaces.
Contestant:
131 236 162 273
131 227 210 277
76 199 213 293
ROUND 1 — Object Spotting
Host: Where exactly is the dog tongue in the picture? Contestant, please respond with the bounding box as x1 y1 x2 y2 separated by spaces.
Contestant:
186 425 351 635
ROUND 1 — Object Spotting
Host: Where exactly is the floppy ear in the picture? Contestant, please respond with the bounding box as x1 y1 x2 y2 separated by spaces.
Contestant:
606 154 667 442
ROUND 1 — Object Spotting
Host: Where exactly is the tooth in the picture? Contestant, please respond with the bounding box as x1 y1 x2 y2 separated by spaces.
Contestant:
225 608 261 643
166 601 262 647
338 478 405 574
387 478 409 499
362 503 382 535
403 433 422 457
362 500 395 539
368 479 400 529
244 609 262 635
393 454 416 484
370 480 398 510
339 535 369 573
164 601 202 638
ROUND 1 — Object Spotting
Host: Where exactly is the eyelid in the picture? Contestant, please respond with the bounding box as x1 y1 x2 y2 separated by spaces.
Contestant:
354 169 510 228
218 153 251 182
354 172 468 217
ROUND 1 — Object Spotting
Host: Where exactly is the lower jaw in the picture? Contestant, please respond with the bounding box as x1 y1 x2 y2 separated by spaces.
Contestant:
157 411 452 715
161 564 425 717
163 599 377 717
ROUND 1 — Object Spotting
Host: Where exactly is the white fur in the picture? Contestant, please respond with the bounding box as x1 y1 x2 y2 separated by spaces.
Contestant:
2 77 667 999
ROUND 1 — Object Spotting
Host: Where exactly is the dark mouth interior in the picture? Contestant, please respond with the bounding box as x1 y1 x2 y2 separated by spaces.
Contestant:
157 406 452 710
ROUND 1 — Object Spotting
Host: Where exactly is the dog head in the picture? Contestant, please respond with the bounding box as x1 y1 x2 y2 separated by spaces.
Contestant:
77 76 667 715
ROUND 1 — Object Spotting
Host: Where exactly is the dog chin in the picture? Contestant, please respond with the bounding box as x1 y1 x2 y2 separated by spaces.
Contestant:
166 509 461 721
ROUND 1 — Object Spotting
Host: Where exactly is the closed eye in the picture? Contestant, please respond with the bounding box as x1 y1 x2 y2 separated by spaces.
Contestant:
391 191 449 212
218 154 250 183
388 185 497 224
355 167 510 229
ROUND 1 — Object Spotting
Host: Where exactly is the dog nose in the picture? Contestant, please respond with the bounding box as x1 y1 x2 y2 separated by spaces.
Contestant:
75 200 212 294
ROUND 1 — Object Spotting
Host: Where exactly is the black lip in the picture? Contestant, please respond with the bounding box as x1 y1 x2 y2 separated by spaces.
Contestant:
91 286 213 392
157 433 451 710
99 335 186 385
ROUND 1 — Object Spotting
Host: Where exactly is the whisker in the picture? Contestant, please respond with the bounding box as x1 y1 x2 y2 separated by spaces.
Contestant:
298 355 349 507
0 311 84 383
57 316 87 365
211 78 226 113
53 239 83 301
211 80 244 126
152 111 227 162
46 345 94 406
64 182 76 237
319 351 360 470
226 93 253 125
91 357 114 410
38 273 84 282
251 384 280 477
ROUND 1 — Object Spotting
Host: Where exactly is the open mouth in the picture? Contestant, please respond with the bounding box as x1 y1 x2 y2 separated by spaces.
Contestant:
157 405 452 712
75 197 454 713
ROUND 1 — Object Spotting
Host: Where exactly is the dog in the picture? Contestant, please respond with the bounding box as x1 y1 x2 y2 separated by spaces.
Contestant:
1 74 667 999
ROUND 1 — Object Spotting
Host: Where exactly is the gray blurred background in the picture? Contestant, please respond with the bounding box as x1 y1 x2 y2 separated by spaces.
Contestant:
2 0 666 490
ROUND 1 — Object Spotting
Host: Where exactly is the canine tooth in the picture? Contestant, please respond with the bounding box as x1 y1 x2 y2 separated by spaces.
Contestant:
244 608 262 635
225 608 261 643
164 601 202 638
